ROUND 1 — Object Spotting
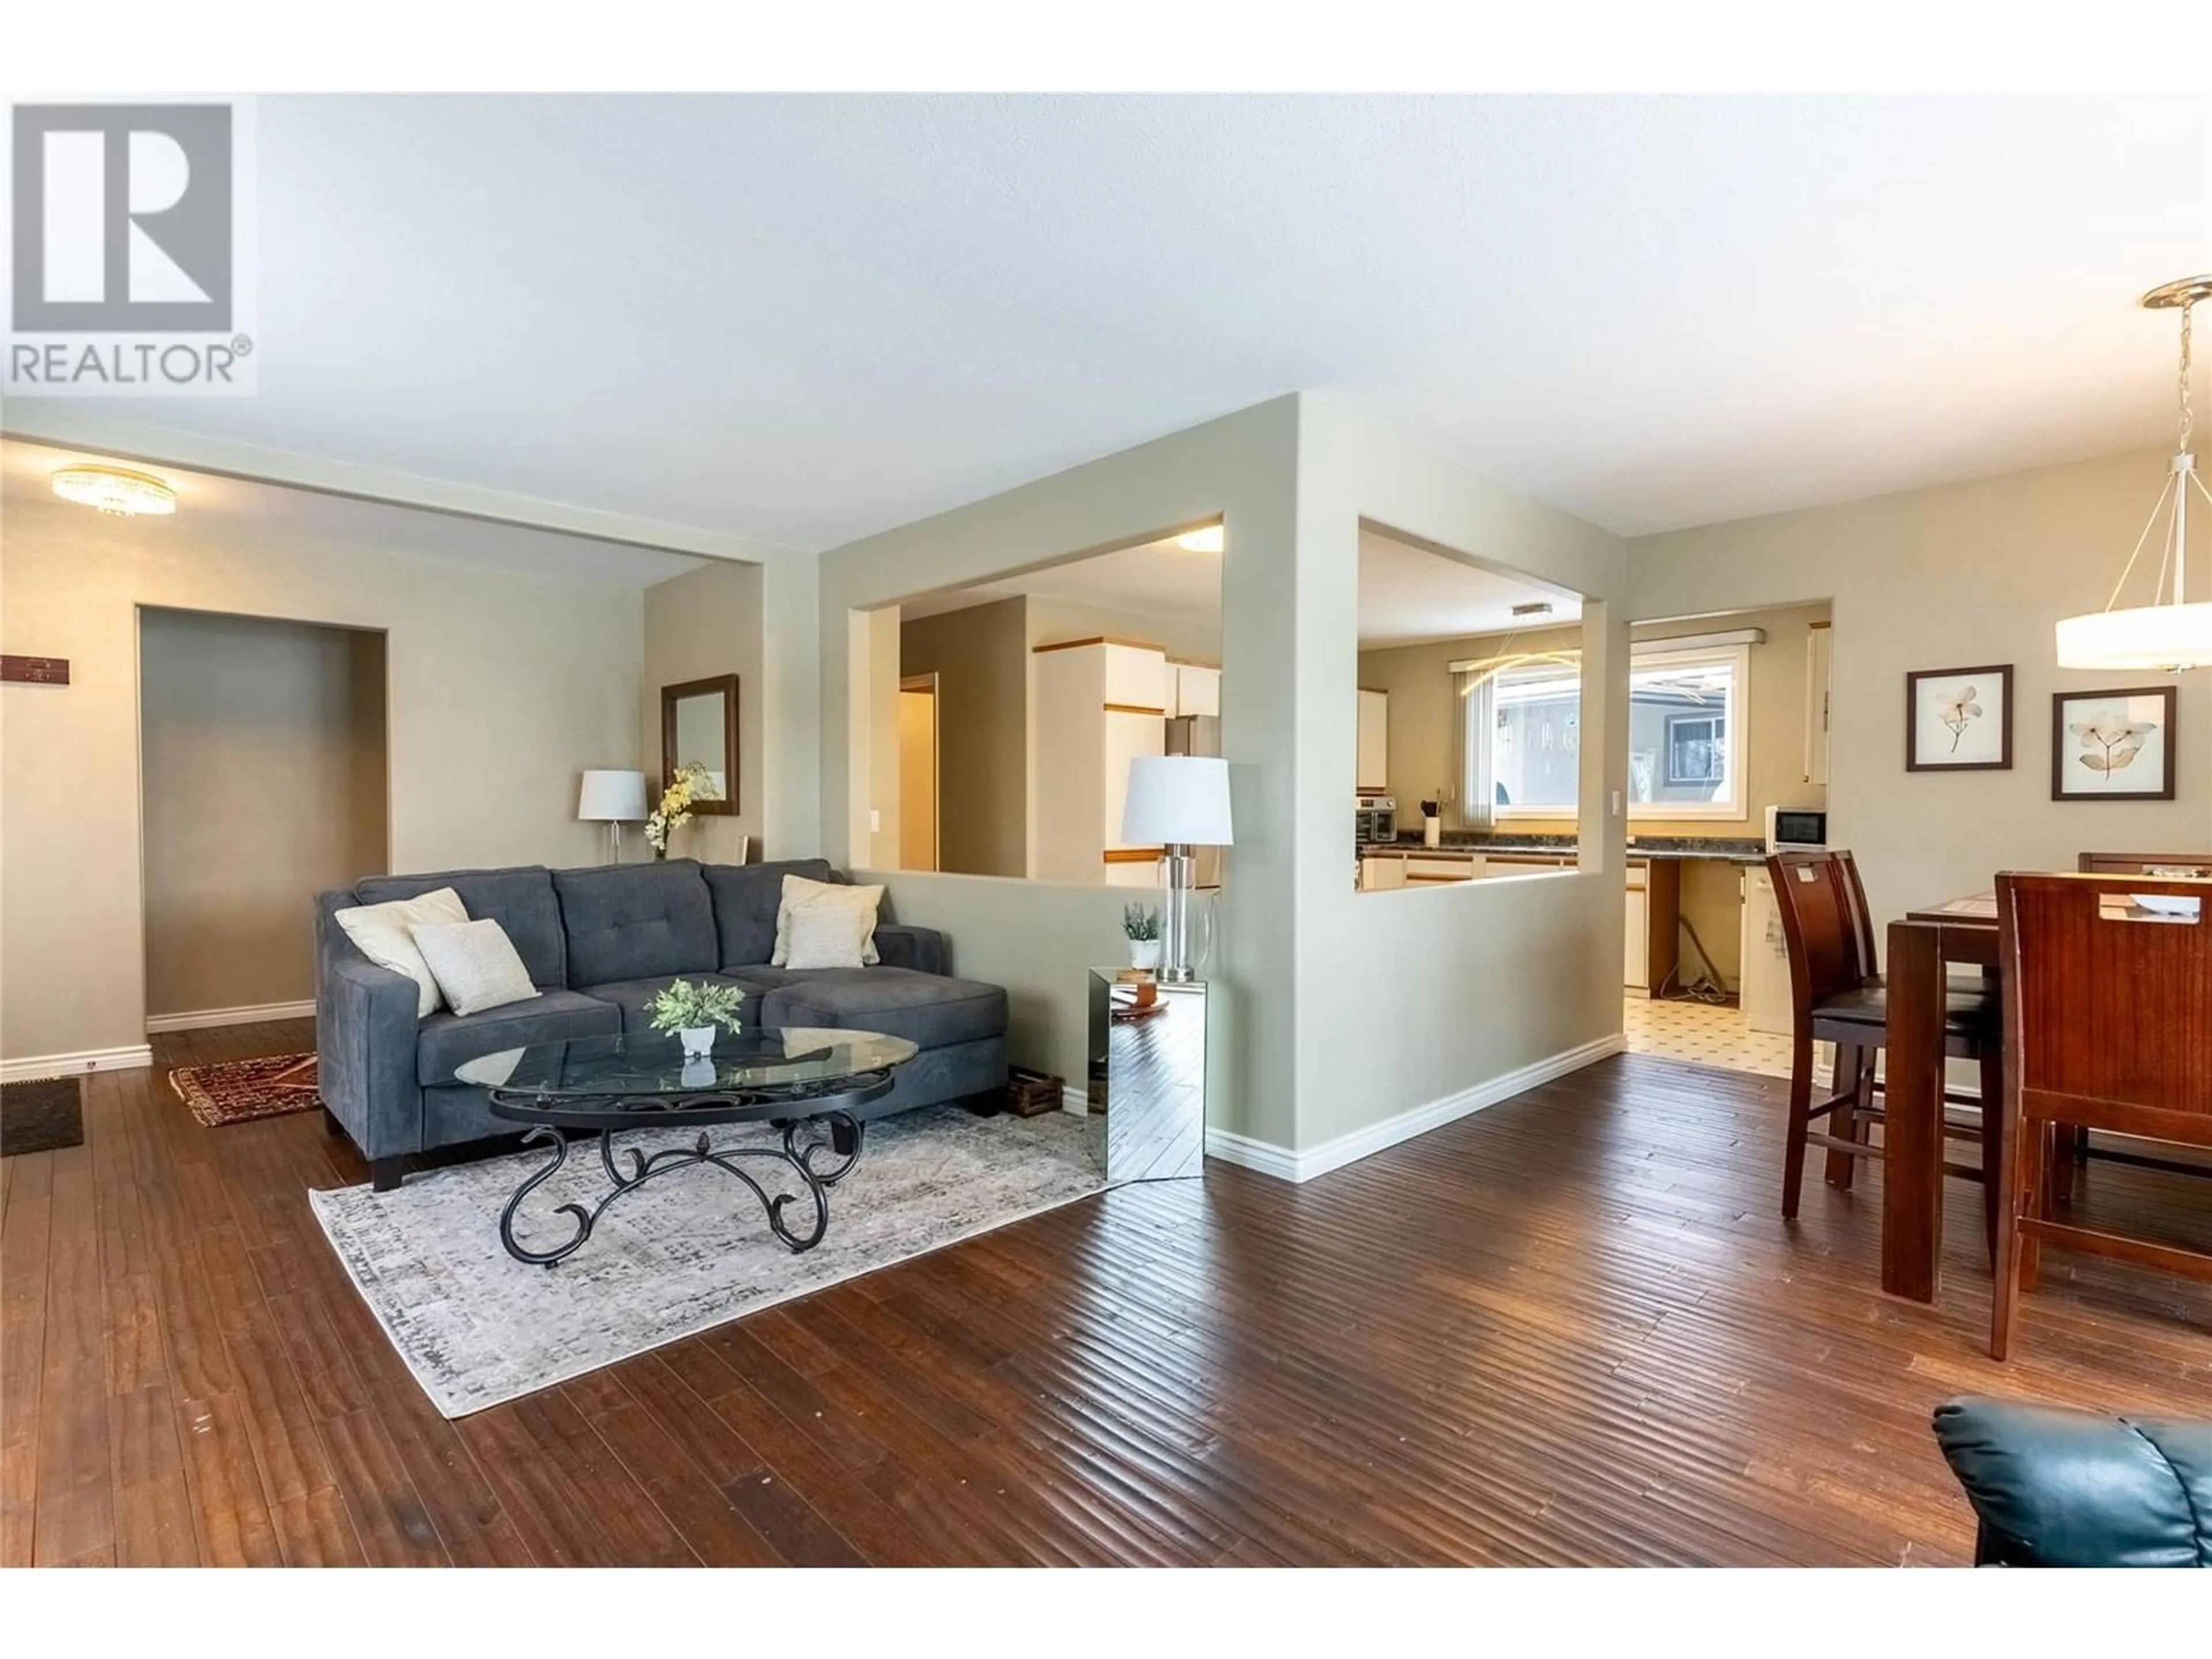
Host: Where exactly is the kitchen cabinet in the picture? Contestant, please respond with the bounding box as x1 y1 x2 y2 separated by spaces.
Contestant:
1623 859 1681 997
1034 639 1169 887
1170 662 1221 719
1404 855 1478 884
1740 865 1793 1033
1804 622 1832 787
1356 688 1389 793
1359 855 1407 892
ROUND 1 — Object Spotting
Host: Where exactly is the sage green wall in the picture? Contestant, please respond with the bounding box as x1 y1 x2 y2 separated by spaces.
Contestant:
817 397 1301 1142
1294 399 1631 1154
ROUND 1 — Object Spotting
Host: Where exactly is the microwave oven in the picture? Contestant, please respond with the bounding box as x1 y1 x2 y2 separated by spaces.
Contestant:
1766 806 1829 852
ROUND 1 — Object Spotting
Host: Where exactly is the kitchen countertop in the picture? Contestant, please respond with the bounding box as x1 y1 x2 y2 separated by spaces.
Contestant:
1361 835 1766 865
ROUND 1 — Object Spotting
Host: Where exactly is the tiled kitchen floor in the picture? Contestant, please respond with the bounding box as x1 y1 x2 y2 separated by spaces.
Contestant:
1621 994 1832 1081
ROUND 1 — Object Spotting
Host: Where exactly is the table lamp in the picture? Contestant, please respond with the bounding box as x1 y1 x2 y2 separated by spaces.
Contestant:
1122 755 1233 982
578 769 647 864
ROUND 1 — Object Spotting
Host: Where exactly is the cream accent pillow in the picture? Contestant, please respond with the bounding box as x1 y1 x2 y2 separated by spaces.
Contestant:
408 919 541 1017
772 875 883 967
333 887 468 1018
782 899 877 971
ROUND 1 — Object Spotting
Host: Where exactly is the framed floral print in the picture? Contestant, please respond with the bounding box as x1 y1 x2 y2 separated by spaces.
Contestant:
2051 685 2177 801
1906 664 2013 771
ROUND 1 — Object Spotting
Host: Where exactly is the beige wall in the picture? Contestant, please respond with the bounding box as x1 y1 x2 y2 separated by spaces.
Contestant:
1357 601 1830 834
642 559 764 863
899 597 1028 877
1294 401 1631 1154
1 480 645 1065
1358 601 1830 990
820 399 1301 1141
1630 448 2212 953
139 608 389 1017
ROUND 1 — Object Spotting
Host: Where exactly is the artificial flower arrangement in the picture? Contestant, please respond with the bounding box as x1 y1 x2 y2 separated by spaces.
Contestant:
648 977 747 1059
645 762 721 858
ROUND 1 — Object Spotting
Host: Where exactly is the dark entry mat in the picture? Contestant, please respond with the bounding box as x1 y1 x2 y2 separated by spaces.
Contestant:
1 1075 85 1157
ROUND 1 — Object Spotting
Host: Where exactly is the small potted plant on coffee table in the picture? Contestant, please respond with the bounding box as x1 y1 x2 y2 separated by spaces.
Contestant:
1123 902 1162 972
647 978 747 1059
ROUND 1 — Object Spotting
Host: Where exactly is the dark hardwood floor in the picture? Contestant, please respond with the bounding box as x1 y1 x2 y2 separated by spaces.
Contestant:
4 1017 2207 1567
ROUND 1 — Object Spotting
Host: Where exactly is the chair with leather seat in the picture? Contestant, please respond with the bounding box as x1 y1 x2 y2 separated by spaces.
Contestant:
1767 851 2003 1234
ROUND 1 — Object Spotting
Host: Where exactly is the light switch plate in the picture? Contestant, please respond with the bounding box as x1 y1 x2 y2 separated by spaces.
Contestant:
869 809 882 833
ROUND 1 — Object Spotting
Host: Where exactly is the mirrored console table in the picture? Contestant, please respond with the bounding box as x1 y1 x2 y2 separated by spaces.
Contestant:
1085 969 1207 1183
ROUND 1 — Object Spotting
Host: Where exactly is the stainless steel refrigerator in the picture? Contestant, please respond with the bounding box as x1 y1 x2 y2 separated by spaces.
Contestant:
1164 714 1224 889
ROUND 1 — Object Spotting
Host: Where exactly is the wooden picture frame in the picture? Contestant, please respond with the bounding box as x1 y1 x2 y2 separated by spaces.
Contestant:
660 673 739 815
1905 664 2013 772
2051 684 2177 802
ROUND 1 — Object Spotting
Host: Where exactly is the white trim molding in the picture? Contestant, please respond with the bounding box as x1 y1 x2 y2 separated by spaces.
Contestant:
143 999 316 1035
1 1044 153 1084
1060 1085 1090 1118
1205 1032 1627 1184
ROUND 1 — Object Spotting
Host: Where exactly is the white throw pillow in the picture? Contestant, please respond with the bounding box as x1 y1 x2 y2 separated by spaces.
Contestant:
782 899 876 970
408 919 541 1017
771 874 883 967
333 887 468 1018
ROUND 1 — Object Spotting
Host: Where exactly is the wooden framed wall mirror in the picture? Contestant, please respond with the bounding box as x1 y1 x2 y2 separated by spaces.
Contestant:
660 674 738 813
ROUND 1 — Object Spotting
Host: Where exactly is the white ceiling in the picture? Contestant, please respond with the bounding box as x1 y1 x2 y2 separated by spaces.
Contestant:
0 440 701 585
896 523 1573 649
900 533 1222 628
12 94 2207 550
1354 528 1581 648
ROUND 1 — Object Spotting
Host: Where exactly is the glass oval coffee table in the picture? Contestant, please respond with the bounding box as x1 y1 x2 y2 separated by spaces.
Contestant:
454 1026 916 1267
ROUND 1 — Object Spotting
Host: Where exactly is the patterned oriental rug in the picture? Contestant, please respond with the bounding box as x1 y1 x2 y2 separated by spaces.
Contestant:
312 1103 1104 1417
171 1052 322 1127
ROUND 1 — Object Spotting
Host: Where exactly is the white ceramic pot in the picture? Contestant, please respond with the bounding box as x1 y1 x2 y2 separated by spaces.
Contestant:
1128 940 1162 971
1423 815 1442 849
679 1025 717 1059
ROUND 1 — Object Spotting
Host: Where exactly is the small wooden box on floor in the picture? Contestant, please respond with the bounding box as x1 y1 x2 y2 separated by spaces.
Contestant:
1086 969 1207 1183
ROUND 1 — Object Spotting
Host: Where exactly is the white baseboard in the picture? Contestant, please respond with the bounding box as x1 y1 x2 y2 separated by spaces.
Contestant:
1060 1085 1089 1118
1 1044 153 1084
1205 1032 1627 1185
143 999 316 1035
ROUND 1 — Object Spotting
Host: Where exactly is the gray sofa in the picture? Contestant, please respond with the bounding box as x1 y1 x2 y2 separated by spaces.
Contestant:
313 858 1007 1189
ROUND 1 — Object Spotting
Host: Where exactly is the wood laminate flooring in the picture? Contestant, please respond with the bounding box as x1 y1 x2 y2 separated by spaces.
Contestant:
3 1018 2206 1567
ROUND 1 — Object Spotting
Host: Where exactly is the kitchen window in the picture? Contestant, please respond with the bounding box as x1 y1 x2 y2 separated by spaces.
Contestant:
1472 642 1749 821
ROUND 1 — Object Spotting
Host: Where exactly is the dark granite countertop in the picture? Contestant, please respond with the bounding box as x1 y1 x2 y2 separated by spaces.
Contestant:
1363 833 1765 865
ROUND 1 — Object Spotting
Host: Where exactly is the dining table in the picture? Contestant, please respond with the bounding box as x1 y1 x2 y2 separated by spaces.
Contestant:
1883 892 2002 1303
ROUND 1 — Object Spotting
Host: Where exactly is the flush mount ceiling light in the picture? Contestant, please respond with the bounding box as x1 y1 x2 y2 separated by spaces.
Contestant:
1174 525 1224 554
50 464 178 517
2056 275 2212 672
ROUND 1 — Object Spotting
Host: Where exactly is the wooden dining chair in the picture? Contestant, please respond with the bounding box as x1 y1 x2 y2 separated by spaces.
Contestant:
1991 872 2212 1360
2077 851 2212 877
1767 852 2003 1236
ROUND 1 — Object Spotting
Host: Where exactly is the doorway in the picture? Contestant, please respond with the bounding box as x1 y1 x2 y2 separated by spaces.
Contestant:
897 673 940 872
138 607 391 1027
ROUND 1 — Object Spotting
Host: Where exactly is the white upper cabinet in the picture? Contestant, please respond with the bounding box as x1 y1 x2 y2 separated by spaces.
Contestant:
1356 688 1389 793
1171 662 1221 718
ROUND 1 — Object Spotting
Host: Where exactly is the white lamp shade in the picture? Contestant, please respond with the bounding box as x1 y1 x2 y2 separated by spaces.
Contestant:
1122 755 1234 846
577 769 648 822
2055 602 2212 672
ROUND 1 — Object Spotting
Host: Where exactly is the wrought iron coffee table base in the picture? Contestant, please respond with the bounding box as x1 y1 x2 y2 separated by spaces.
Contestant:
497 1108 865 1267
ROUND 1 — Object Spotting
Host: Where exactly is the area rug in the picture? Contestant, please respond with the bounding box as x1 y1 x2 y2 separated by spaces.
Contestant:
169 1052 320 1127
310 1104 1103 1417
1 1076 85 1157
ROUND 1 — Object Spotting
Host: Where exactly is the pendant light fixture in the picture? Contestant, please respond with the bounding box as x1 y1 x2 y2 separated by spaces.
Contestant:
2055 275 2212 672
